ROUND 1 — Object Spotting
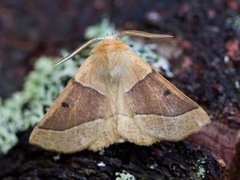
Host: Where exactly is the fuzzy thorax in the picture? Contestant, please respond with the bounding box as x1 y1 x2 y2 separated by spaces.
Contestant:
91 39 131 83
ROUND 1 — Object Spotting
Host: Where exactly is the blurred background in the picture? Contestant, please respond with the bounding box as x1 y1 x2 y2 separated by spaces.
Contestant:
0 0 239 179
0 0 238 99
0 0 176 98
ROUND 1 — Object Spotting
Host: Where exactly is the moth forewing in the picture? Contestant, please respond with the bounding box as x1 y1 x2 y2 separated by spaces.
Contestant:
29 31 210 153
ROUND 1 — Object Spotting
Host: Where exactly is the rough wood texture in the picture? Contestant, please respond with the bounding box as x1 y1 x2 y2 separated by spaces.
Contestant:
0 0 239 179
0 131 225 179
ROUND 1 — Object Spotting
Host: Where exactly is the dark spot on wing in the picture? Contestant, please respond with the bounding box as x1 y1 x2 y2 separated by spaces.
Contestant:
61 102 69 108
163 89 171 96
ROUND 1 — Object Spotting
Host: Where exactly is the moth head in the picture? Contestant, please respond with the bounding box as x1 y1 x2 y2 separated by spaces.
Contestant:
92 39 129 55
54 30 173 66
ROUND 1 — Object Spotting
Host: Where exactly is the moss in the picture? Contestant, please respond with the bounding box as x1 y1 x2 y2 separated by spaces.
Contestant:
0 19 171 154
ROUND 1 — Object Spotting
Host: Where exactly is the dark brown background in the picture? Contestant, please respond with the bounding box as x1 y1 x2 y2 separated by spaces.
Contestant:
0 0 239 179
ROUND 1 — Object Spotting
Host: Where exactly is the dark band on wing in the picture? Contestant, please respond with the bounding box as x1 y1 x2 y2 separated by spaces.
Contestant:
38 79 109 131
126 71 198 117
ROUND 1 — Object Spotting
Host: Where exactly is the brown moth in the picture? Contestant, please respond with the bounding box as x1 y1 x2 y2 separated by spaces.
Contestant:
29 31 210 153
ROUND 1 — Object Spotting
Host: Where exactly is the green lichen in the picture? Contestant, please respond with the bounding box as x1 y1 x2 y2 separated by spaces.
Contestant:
196 165 206 179
85 18 115 39
195 158 207 179
0 19 172 154
115 170 136 180
0 56 80 154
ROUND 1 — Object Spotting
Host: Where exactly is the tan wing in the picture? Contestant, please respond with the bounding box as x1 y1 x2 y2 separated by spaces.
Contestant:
30 38 210 152
29 57 120 153
117 55 210 145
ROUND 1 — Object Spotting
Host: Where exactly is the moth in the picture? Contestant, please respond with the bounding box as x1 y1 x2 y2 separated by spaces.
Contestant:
29 31 210 153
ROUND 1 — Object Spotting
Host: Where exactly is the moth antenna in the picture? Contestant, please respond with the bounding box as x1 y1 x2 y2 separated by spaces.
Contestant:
54 37 104 67
117 30 173 39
